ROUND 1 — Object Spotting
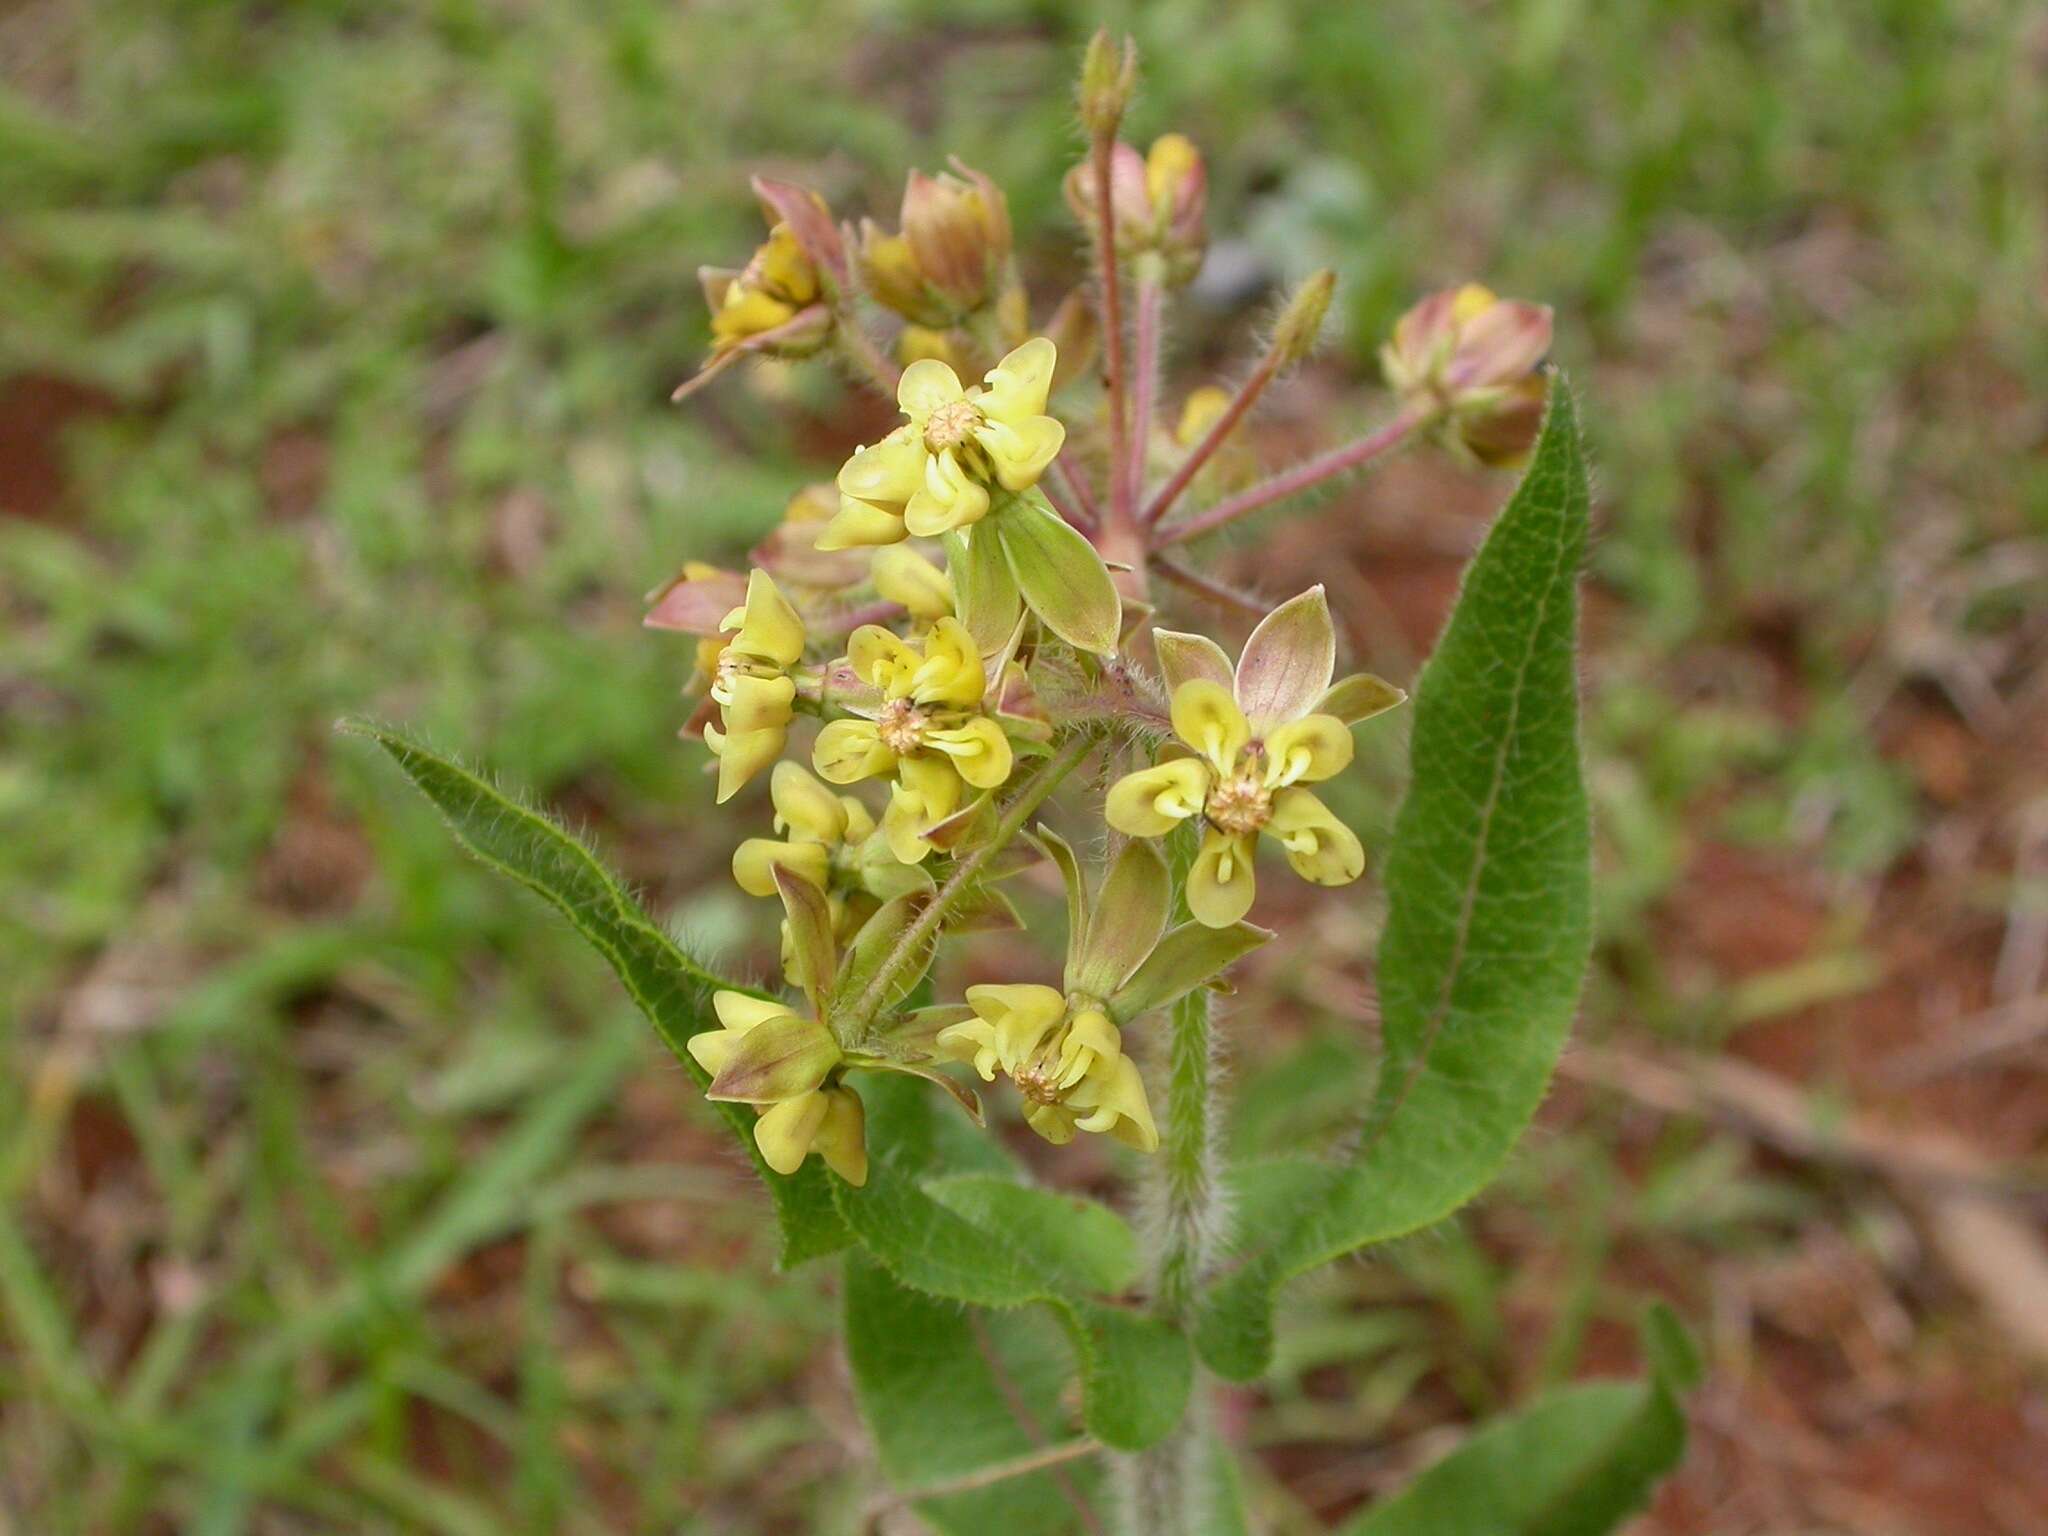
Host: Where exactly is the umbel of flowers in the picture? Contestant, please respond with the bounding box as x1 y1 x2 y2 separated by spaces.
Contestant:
644 32 1550 1183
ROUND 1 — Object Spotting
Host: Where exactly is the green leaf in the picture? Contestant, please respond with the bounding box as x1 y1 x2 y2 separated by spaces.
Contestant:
836 1076 1192 1450
996 491 1122 654
1071 837 1171 997
1337 1307 1693 1536
1196 377 1592 1377
342 720 848 1266
845 1255 1107 1536
946 524 1024 657
1109 919 1271 1023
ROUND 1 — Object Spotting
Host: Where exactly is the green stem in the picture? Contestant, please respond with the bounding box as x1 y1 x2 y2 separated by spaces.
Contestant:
1153 985 1219 1320
843 731 1095 1032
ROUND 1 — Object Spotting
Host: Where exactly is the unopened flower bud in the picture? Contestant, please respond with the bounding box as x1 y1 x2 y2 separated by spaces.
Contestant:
860 162 1015 327
1271 268 1336 366
1078 29 1137 138
1062 142 1150 239
1144 133 1207 283
870 545 954 624
1381 283 1553 467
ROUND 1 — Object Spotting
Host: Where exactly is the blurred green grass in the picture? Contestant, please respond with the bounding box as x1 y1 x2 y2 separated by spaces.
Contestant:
3 1 2044 1531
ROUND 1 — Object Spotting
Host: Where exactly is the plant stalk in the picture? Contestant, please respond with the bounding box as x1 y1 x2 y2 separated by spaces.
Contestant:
1154 406 1428 548
1141 344 1282 526
1126 276 1163 519
1091 130 1131 528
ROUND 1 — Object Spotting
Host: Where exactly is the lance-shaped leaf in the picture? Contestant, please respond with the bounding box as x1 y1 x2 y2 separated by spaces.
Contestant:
705 1011 839 1104
831 889 937 1018
835 1075 1192 1450
1338 1305 1696 1536
1070 838 1172 997
1195 377 1592 1379
1029 826 1091 979
1320 671 1408 725
1108 920 1272 1022
1154 627 1235 695
996 492 1122 655
773 865 836 1013
343 721 847 1265
1234 584 1336 729
946 527 1024 658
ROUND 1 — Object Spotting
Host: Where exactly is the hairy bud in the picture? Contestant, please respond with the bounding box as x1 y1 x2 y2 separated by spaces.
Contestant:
1078 29 1137 138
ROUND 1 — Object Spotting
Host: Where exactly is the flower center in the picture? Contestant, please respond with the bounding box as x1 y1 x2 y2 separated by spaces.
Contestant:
875 697 929 754
922 399 984 452
1206 771 1273 837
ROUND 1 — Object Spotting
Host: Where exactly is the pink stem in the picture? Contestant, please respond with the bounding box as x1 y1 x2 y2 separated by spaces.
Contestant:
1151 553 1267 618
1153 407 1426 548
1126 278 1162 518
1140 348 1281 525
1039 470 1097 535
1091 133 1130 528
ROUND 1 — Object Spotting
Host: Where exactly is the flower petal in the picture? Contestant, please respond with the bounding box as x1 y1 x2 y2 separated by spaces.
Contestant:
974 414 1065 491
979 336 1057 421
712 722 787 803
712 991 794 1034
754 1090 830 1175
769 760 850 842
731 837 830 898
1152 628 1235 696
732 569 806 667
836 429 926 509
898 357 966 421
925 717 1013 790
1234 585 1336 730
904 448 991 537
1169 678 1250 774
911 616 985 707
815 496 908 550
1267 788 1366 886
848 624 920 695
1261 713 1354 787
812 719 894 784
815 1087 867 1185
1105 758 1211 838
1188 829 1258 928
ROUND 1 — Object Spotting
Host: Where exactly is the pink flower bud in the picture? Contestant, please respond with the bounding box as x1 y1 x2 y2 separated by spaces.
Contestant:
1382 284 1554 467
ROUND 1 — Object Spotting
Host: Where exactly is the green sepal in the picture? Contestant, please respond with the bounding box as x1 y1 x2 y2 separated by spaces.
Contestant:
994 490 1122 655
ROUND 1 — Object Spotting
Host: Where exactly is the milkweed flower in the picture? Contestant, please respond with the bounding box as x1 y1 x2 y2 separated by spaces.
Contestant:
1106 587 1405 927
812 618 1014 862
705 571 806 803
936 984 1157 1151
858 160 1015 328
820 338 1066 550
688 991 866 1184
1381 283 1552 468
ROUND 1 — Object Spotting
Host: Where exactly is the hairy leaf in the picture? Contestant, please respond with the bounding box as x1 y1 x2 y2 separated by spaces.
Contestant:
837 1076 1192 1450
1196 378 1592 1376
845 1255 1106 1536
1338 1306 1694 1536
344 720 848 1265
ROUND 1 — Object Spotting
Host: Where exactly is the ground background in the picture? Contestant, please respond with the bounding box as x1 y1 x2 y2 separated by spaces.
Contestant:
3 2 2046 1532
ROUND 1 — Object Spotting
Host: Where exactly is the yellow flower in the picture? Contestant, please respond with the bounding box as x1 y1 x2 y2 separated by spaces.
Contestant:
812 618 1014 862
704 224 827 355
869 544 955 627
935 984 1157 1152
820 338 1066 549
705 570 806 804
688 991 866 1184
1107 590 1381 927
857 161 1014 327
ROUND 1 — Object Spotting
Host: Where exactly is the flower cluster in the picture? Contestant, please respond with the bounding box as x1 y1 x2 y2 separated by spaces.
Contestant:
648 40 1547 1185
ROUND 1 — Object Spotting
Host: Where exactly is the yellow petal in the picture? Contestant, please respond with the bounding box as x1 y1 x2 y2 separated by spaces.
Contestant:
836 429 926 509
812 719 894 784
1188 829 1258 928
712 723 786 803
848 623 920 695
925 717 1012 790
718 673 797 737
903 448 991 537
1170 678 1249 774
1073 1053 1157 1152
686 1027 740 1077
974 414 1066 491
1024 1102 1078 1145
911 617 985 707
712 992 793 1033
881 755 961 862
1104 758 1211 838
964 983 1066 1069
754 1091 830 1175
815 496 909 551
936 1018 1004 1081
979 336 1057 422
1267 788 1365 886
898 357 967 421
711 286 797 346
731 837 830 898
815 1087 867 1185
840 796 876 843
732 569 805 667
1261 714 1354 787
769 760 849 843
870 544 954 621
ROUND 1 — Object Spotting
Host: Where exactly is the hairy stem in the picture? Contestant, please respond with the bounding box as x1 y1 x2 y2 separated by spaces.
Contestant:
1091 130 1130 528
1154 406 1428 548
835 319 902 400
1141 344 1282 526
1126 276 1163 519
845 731 1095 1031
1151 552 1268 620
